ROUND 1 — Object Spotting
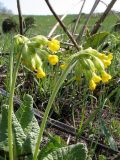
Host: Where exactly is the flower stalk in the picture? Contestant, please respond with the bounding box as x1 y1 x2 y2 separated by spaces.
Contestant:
33 59 77 160
8 52 22 160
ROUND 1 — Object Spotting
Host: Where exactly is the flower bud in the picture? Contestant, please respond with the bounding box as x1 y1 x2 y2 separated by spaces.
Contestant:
31 35 48 46
34 53 43 69
14 34 29 46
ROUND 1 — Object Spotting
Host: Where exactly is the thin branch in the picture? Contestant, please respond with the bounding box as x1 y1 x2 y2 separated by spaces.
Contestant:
44 0 80 51
91 0 118 35
76 0 101 44
100 0 120 21
17 0 23 35
48 14 67 38
72 0 86 35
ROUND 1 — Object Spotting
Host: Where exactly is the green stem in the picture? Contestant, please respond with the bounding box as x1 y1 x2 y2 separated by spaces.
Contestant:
33 60 76 160
9 36 14 90
8 52 22 160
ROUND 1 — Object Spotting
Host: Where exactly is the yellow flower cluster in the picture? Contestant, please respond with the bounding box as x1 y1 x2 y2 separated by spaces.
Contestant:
89 71 112 90
14 35 60 79
70 48 113 91
48 39 60 52
88 52 112 90
98 52 113 68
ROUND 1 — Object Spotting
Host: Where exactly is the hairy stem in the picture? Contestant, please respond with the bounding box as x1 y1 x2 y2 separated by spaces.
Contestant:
8 52 22 160
33 60 76 160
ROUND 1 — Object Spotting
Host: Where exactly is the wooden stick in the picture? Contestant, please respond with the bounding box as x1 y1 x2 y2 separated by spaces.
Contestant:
72 0 86 35
16 0 23 35
76 0 101 43
44 0 80 51
91 0 118 35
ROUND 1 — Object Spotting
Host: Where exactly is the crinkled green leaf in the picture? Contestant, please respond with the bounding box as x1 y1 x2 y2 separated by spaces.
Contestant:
42 143 88 160
0 105 26 155
23 116 40 156
84 32 109 49
12 112 26 154
15 94 40 155
15 94 34 135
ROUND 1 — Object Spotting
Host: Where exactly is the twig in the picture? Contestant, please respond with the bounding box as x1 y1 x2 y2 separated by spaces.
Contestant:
72 0 86 35
100 0 120 21
91 0 118 35
0 73 24 78
16 0 23 35
48 0 85 38
44 0 80 51
48 14 67 38
76 0 101 44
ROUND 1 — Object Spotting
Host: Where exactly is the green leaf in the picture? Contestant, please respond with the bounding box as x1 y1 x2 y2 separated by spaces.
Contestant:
23 116 40 155
0 105 26 154
15 94 34 135
15 94 40 155
38 135 66 160
12 112 26 154
100 119 118 151
0 105 9 152
84 32 109 49
41 143 88 160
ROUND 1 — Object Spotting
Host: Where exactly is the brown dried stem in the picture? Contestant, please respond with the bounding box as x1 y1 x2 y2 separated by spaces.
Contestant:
17 0 23 35
72 0 86 35
44 0 80 51
76 0 101 44
91 0 118 35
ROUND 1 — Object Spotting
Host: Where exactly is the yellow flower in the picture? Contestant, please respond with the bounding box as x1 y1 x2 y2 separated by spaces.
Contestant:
103 60 111 68
89 80 96 91
48 55 59 65
36 68 46 79
92 73 101 83
98 52 113 68
48 39 60 52
101 71 112 83
108 53 113 61
60 64 67 70
98 53 107 60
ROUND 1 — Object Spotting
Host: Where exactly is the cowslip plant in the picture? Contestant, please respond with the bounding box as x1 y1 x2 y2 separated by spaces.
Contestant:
7 34 60 160
6 34 113 160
